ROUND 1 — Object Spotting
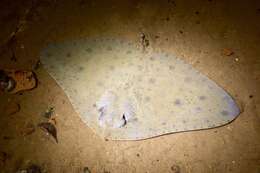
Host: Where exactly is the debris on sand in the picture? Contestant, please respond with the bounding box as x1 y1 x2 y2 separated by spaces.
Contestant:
0 69 37 94
16 164 42 173
222 48 234 56
0 151 8 166
4 101 20 115
21 123 35 136
38 122 58 143
48 117 57 125
42 107 55 119
171 164 181 173
140 33 149 51
0 70 16 92
33 60 41 71
83 167 91 173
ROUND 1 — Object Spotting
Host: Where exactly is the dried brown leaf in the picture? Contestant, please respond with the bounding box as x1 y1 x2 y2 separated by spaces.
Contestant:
38 122 58 143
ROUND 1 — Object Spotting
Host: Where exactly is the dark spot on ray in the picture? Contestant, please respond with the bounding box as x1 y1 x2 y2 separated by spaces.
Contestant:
169 65 175 70
162 122 166 125
144 96 150 102
208 85 213 90
184 77 191 82
150 57 155 61
138 65 143 70
137 77 142 82
199 96 206 100
182 120 187 124
128 63 133 66
97 81 103 86
107 46 112 51
205 119 210 123
174 99 181 105
73 89 78 93
66 52 71 57
195 107 202 111
109 65 115 71
221 110 229 116
188 66 193 70
78 66 84 71
149 128 154 131
86 48 92 53
149 78 156 84
126 50 132 54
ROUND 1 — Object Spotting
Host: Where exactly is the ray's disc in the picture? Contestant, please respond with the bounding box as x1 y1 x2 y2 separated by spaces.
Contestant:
40 38 240 140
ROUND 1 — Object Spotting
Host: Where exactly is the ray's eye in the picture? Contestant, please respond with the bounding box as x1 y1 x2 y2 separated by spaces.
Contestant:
121 114 127 127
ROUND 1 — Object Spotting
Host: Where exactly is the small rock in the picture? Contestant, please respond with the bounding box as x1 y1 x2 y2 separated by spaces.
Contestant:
222 48 234 56
235 58 239 62
227 126 232 131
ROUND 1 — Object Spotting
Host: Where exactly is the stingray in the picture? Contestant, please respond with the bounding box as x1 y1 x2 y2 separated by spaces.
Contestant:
40 38 240 140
